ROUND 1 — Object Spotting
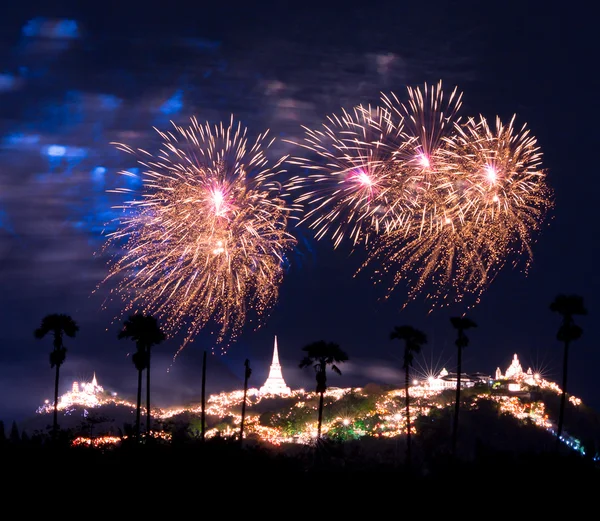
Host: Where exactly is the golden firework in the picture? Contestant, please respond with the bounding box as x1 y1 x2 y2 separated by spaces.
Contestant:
286 104 406 248
289 81 553 309
99 116 300 356
366 109 553 309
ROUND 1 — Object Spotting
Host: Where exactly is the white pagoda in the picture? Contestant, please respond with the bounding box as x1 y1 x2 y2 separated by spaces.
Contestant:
259 336 291 396
37 372 108 414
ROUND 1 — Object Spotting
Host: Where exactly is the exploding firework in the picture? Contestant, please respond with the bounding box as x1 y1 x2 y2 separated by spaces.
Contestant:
358 81 483 307
289 81 553 309
286 104 406 248
366 111 553 308
382 79 463 168
98 116 300 356
380 80 465 238
372 83 483 306
287 81 465 250
442 113 552 250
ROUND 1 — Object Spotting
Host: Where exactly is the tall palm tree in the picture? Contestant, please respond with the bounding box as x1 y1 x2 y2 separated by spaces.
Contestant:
118 313 165 440
239 358 252 444
201 350 207 442
299 340 349 439
130 349 147 441
390 325 428 469
450 315 477 456
34 313 79 441
550 294 587 449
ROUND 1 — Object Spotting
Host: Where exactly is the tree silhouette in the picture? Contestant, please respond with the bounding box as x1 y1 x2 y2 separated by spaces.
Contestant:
450 315 477 456
550 294 587 450
34 313 79 441
9 420 19 444
239 358 252 444
390 325 428 469
201 350 207 442
299 340 349 439
118 313 165 440
83 412 112 440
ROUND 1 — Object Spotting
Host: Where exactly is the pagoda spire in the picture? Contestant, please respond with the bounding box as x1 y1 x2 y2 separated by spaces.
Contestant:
259 335 291 396
272 336 280 365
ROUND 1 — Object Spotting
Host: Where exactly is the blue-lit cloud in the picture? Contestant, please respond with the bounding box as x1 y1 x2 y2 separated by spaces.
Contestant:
22 18 81 40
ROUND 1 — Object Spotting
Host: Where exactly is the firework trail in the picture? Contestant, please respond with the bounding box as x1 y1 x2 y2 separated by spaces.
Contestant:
382 80 463 167
98 116 300 356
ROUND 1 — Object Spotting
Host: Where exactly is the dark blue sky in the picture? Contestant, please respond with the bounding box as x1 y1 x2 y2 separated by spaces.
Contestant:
1 1 597 424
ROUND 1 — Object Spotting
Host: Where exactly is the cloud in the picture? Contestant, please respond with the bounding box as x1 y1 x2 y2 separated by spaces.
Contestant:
0 73 23 93
22 18 81 40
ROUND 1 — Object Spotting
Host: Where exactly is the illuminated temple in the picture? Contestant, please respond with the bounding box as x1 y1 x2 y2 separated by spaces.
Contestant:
424 353 538 392
36 372 122 414
58 372 103 407
495 353 540 391
259 336 291 396
425 368 484 390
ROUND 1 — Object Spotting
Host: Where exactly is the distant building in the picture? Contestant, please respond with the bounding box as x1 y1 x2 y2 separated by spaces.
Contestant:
259 336 291 396
495 353 540 391
60 372 107 408
425 368 487 391
423 354 542 392
36 372 119 414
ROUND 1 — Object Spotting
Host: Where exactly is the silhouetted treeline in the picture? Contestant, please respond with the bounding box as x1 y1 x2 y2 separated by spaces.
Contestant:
2 408 599 484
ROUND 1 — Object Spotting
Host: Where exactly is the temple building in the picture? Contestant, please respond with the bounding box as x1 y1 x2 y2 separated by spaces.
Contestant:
259 336 291 396
37 372 117 414
425 368 487 391
59 372 107 408
495 353 540 391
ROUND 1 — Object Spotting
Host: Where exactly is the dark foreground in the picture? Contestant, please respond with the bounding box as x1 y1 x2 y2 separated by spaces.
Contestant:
3 434 599 480
3 437 600 516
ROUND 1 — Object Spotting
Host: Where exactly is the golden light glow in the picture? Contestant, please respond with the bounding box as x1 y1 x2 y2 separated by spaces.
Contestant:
44 362 582 451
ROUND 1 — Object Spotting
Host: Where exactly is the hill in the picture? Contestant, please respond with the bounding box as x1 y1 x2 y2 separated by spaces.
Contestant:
11 379 600 463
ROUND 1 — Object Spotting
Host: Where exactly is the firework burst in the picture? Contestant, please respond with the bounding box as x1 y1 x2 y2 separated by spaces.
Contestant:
98 116 300 356
383 79 463 167
365 109 553 309
380 80 465 237
289 80 553 310
286 104 406 248
442 113 553 261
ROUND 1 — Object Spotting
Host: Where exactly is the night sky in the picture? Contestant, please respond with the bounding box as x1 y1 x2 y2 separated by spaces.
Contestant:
1 1 597 424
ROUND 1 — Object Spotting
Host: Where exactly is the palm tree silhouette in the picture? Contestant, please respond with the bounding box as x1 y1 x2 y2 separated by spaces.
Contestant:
550 294 587 450
34 313 79 441
118 313 165 440
450 315 477 456
299 340 349 439
390 325 428 469
239 358 252 444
